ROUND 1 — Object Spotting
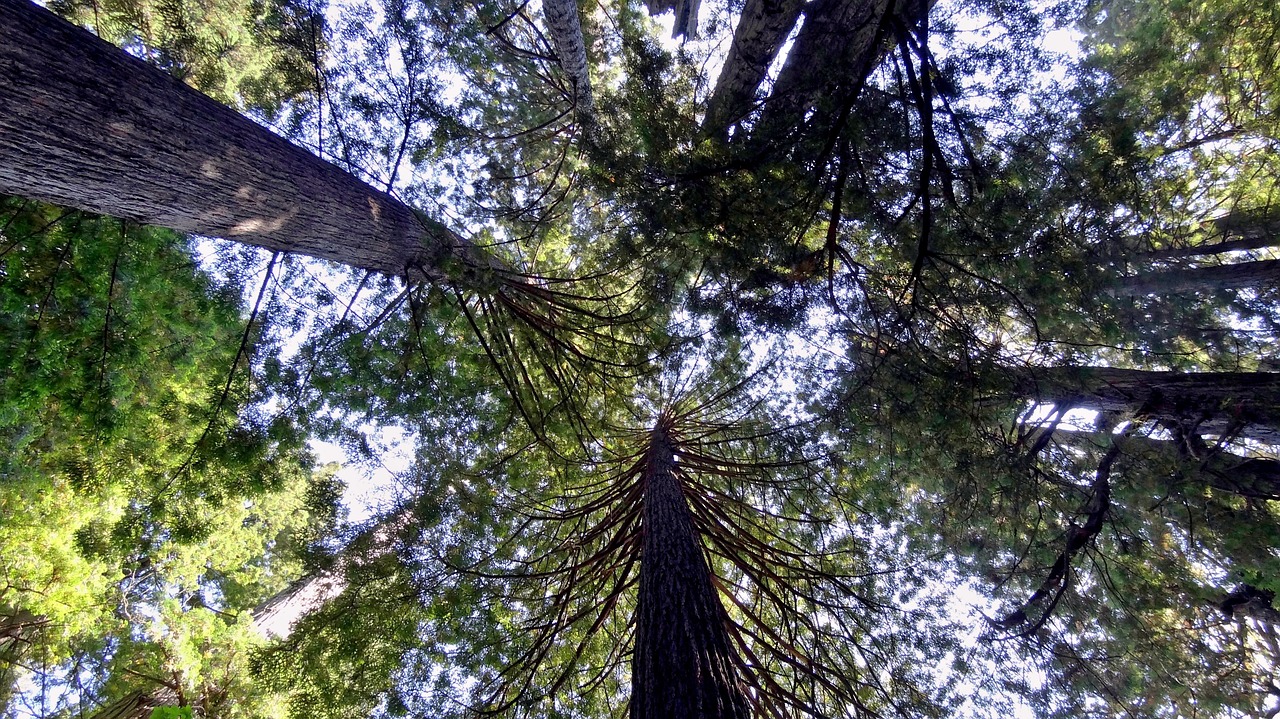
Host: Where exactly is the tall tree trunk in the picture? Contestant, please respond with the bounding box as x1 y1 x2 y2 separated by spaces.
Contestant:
1144 235 1279 260
1110 259 1280 295
752 0 916 143
1011 366 1280 445
0 0 479 281
700 0 806 138
631 422 749 719
1033 427 1280 501
646 0 701 38
542 0 596 126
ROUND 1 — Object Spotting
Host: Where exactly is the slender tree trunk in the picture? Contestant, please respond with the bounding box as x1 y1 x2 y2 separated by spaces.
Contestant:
541 0 596 126
0 0 478 281
1010 366 1280 444
631 422 749 719
1110 259 1280 295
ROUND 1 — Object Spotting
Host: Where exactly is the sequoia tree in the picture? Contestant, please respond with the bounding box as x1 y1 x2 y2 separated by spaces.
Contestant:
4 0 1280 715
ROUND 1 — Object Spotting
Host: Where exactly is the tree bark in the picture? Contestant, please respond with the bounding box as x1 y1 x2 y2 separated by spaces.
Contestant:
1145 235 1280 261
0 0 478 282
631 422 749 719
80 687 181 719
1110 259 1280 295
751 0 913 143
1034 427 1280 501
700 0 806 138
542 0 596 126
1011 366 1280 445
646 0 701 39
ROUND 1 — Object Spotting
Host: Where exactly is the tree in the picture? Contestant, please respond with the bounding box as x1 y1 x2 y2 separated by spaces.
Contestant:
4 0 1280 715
0 196 343 717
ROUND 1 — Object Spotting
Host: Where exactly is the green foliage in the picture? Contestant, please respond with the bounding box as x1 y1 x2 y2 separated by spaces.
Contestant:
0 198 337 715
49 0 323 115
9 0 1280 715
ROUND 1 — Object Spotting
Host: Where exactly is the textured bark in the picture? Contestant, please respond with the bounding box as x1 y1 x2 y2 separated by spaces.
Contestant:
81 687 181 719
251 503 418 637
1110 259 1280 295
1011 366 1280 445
0 0 475 281
646 0 701 39
700 0 806 138
542 0 596 124
1145 209 1280 260
631 423 749 719
1117 435 1280 501
751 0 910 140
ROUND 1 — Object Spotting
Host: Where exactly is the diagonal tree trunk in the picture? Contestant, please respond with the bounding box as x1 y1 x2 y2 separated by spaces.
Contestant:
1110 259 1280 295
0 0 481 282
751 0 920 144
80 687 181 719
1010 366 1280 445
700 0 806 138
631 421 749 719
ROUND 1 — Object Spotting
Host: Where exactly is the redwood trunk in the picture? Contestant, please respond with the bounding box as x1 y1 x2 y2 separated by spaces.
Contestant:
700 0 806 138
82 687 181 719
752 0 905 140
1144 209 1280 260
1012 367 1280 444
631 423 749 719
0 0 470 281
1110 259 1280 295
646 0 701 38
1144 235 1280 260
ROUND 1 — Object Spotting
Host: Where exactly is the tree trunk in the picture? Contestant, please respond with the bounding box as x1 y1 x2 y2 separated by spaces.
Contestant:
1144 209 1280 260
1144 235 1279 260
752 0 910 142
700 0 806 138
1034 427 1280 501
646 0 701 38
542 0 596 126
1120 434 1280 501
631 422 749 719
1110 259 1280 295
0 609 47 659
1011 366 1280 445
80 687 181 719
0 0 478 282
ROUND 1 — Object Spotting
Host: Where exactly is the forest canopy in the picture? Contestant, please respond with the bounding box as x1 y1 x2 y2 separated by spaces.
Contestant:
1 0 1279 716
